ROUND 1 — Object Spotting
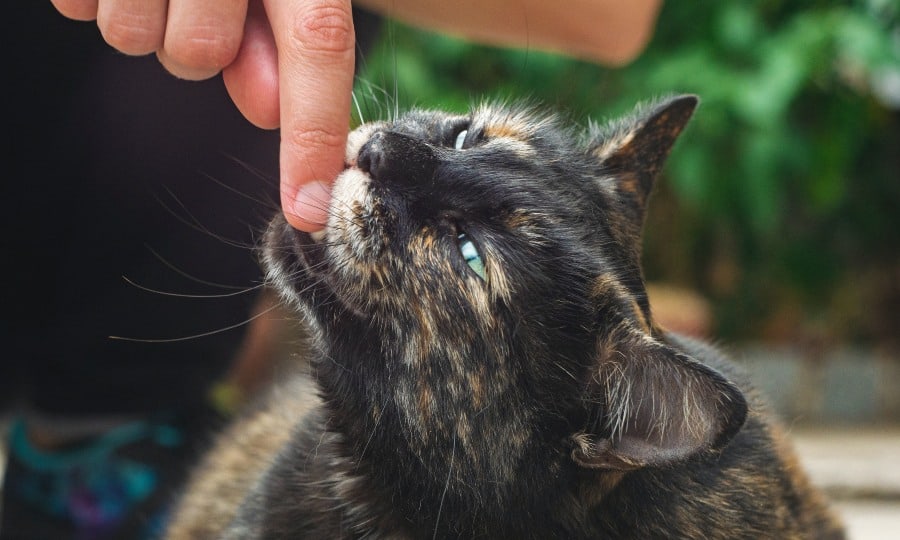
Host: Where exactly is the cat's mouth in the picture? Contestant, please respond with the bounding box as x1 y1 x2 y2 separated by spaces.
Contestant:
286 160 375 264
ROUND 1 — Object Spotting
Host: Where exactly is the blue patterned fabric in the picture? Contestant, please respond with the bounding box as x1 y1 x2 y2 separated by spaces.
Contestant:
6 419 181 537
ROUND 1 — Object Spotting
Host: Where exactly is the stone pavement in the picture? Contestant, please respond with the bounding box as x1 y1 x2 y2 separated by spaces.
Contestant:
833 501 900 540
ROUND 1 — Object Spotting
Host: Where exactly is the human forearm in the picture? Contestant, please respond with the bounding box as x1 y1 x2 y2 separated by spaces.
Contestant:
355 0 662 65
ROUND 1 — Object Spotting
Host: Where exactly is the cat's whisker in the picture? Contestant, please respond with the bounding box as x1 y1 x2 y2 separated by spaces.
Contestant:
108 301 280 343
432 434 456 540
221 154 279 188
357 404 383 468
276 185 359 229
202 164 281 212
145 245 255 290
121 275 266 298
154 188 260 251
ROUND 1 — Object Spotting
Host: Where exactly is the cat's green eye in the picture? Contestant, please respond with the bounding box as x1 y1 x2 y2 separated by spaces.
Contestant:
457 232 486 281
454 129 469 150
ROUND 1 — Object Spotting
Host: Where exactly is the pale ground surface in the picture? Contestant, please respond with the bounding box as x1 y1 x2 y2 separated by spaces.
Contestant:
792 427 900 540
1 422 898 538
834 501 900 540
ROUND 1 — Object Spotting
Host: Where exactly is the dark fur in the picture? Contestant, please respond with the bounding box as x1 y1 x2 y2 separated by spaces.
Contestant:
165 96 844 539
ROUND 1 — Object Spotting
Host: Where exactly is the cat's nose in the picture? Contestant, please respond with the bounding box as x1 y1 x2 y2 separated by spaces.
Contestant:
357 131 436 185
357 133 385 178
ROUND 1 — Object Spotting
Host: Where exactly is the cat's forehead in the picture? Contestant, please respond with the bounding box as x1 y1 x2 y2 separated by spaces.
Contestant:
472 103 559 140
389 103 561 142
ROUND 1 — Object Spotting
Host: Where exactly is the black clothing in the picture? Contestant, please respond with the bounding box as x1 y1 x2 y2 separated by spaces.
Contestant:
3 3 381 416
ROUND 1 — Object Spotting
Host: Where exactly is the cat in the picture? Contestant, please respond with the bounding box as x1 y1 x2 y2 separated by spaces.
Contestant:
163 95 844 539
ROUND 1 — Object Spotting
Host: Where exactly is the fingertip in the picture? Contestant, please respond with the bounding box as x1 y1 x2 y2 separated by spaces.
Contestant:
51 0 99 21
283 180 332 232
156 49 222 81
224 66 280 129
222 5 280 129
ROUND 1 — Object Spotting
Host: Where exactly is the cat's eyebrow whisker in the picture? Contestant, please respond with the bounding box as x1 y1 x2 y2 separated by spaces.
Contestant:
352 40 377 118
108 301 281 343
391 25 399 122
352 90 365 125
121 275 266 298
360 85 383 121
357 78 392 121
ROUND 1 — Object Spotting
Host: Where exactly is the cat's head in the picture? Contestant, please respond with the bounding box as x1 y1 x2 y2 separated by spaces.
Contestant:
264 95 746 494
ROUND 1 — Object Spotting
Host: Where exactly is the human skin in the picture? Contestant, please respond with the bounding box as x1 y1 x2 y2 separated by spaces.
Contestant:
49 0 661 232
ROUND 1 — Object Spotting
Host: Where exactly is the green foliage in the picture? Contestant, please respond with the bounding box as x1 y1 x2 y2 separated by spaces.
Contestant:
357 0 900 343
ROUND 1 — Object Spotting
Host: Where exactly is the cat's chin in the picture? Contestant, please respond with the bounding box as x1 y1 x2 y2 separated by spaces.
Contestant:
261 215 324 307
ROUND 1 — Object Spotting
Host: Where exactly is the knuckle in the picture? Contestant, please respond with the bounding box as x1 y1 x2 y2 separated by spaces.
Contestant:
286 126 346 154
288 2 355 57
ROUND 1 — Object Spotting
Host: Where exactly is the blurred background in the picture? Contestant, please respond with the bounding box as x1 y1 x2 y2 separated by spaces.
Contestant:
352 2 900 536
2 1 898 539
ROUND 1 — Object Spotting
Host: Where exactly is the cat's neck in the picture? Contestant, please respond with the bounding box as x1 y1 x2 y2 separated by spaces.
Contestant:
310 343 591 537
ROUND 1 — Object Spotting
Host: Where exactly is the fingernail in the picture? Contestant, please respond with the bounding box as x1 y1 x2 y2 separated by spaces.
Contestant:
292 181 332 229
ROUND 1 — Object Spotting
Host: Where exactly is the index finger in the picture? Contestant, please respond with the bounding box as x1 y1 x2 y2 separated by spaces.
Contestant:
263 0 355 232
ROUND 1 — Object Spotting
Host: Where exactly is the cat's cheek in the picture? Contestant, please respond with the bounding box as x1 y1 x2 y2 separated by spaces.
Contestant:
328 168 372 233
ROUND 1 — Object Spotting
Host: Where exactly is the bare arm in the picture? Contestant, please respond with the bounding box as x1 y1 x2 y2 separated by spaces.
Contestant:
355 0 662 66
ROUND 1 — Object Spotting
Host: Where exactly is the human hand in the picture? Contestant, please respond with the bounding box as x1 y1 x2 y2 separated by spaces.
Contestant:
50 0 355 232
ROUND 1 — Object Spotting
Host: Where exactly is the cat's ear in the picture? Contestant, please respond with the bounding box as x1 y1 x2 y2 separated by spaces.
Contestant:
572 325 747 471
588 95 698 224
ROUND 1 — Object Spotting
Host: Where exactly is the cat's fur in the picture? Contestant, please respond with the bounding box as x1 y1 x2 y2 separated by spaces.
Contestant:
164 96 844 539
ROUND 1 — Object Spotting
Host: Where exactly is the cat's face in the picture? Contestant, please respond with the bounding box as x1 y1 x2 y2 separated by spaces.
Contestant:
285 106 605 316
268 104 640 369
264 96 746 501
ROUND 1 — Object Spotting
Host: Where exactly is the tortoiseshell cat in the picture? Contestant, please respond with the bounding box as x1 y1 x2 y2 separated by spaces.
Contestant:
164 96 844 539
